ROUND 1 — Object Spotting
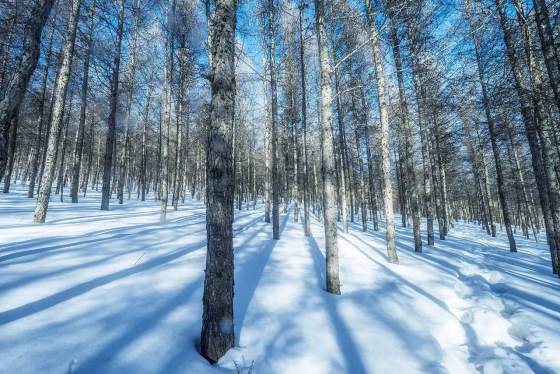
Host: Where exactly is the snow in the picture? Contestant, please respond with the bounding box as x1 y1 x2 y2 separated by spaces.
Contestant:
1 183 559 374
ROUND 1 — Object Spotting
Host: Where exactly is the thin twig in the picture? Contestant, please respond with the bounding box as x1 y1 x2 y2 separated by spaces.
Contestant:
134 252 146 266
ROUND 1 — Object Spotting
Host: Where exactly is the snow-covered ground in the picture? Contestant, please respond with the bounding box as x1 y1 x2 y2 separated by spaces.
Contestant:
0 183 558 374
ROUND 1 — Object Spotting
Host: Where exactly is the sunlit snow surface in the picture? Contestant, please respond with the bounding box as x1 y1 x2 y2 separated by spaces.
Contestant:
0 183 558 374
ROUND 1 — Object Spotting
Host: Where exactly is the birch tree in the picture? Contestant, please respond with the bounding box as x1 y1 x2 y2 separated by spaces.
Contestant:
33 0 82 223
315 0 341 294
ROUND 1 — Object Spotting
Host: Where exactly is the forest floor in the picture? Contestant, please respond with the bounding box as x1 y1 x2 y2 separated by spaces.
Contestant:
0 183 559 374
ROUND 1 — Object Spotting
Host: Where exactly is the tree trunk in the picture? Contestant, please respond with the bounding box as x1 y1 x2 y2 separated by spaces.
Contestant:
351 94 368 232
405 16 434 247
291 90 299 222
268 0 280 239
160 0 175 221
364 118 379 231
173 46 186 211
200 0 237 363
315 0 341 294
366 0 398 263
33 0 82 223
82 114 94 197
260 10 271 223
118 0 140 205
299 4 310 237
387 8 420 249
3 112 19 192
56 106 72 201
70 0 95 203
100 0 125 211
328 9 349 234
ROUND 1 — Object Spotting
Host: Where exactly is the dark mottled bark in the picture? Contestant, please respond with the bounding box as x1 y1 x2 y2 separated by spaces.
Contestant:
200 0 237 363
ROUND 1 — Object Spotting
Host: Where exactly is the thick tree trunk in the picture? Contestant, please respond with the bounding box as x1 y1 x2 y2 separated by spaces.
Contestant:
200 0 237 363
33 0 82 223
315 0 341 294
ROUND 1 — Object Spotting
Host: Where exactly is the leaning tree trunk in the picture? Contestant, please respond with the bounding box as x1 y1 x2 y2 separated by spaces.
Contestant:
315 0 341 294
200 0 237 364
100 0 125 211
33 0 82 223
366 0 398 263
70 0 95 203
0 0 56 179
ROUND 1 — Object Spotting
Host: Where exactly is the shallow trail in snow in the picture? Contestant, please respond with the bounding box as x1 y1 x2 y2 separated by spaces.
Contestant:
0 184 558 374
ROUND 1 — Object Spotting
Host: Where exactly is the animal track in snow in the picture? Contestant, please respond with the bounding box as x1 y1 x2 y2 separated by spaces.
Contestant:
437 261 543 373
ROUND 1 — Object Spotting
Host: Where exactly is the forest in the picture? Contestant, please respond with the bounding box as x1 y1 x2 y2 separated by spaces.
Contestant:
0 0 559 372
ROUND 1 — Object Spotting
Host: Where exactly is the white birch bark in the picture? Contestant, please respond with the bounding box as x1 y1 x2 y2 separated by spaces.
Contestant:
33 0 82 223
